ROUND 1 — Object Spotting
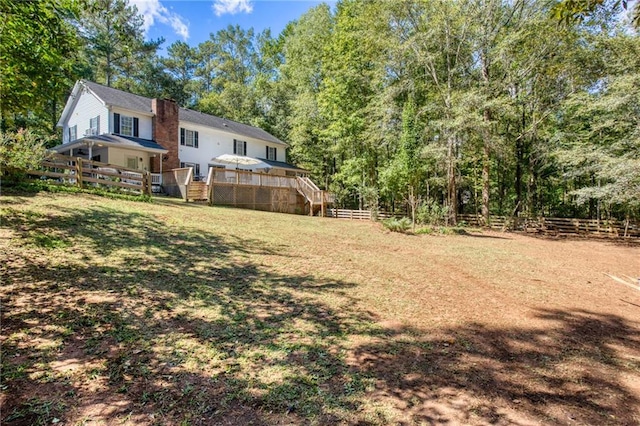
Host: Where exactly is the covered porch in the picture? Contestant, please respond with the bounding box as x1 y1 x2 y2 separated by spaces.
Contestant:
50 134 168 186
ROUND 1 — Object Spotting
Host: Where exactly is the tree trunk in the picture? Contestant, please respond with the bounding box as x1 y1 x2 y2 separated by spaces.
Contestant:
447 134 457 225
515 138 523 214
481 110 491 226
480 47 491 226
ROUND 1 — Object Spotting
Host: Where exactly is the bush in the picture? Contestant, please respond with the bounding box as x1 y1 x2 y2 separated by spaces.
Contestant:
0 129 49 180
416 199 449 225
382 217 412 233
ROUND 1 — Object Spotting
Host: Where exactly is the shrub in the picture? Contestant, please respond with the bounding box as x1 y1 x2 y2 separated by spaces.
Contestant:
416 199 449 225
0 129 48 180
382 217 412 233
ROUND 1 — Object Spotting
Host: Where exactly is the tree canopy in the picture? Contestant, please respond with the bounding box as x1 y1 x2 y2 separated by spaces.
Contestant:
3 0 639 220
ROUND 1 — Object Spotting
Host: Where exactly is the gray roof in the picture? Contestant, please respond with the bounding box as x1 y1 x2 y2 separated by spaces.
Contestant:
81 80 286 146
258 158 308 172
83 80 153 113
179 108 286 146
51 134 168 153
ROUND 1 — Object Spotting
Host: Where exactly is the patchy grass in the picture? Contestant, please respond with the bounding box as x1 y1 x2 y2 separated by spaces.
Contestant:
1 192 640 425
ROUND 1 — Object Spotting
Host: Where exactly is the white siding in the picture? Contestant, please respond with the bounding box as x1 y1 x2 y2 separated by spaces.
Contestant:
110 107 153 140
177 120 286 176
62 89 108 143
108 147 153 171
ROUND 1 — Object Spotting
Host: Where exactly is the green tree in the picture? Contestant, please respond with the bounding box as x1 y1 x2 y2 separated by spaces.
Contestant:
555 33 640 218
78 0 162 87
553 0 639 28
0 0 81 133
196 25 260 123
379 97 424 227
279 4 334 185
319 0 390 209
388 0 476 223
162 41 198 107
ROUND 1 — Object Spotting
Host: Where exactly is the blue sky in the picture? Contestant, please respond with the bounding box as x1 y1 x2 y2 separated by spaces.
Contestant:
129 0 335 53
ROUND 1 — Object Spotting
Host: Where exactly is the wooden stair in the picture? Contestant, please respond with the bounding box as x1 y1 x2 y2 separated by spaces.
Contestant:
296 177 334 216
187 181 208 201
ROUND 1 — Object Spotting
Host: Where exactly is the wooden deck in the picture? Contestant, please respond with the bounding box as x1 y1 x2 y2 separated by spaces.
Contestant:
163 167 334 215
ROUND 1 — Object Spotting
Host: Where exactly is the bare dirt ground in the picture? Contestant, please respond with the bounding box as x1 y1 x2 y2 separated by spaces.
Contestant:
1 192 639 425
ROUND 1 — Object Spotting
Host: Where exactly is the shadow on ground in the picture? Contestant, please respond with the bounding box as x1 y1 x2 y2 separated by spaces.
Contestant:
2 201 639 425
352 309 640 424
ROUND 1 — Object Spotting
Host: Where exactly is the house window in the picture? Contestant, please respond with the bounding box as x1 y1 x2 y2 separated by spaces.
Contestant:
233 139 247 156
113 113 139 137
266 146 277 161
69 125 77 142
126 156 138 169
121 116 133 136
89 116 99 135
180 162 200 177
180 128 199 148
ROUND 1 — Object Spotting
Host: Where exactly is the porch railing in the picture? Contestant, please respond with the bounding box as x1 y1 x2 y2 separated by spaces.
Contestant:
150 173 162 185
27 154 152 196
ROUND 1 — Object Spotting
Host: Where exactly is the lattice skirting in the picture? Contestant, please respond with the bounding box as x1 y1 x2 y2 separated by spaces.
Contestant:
210 184 305 214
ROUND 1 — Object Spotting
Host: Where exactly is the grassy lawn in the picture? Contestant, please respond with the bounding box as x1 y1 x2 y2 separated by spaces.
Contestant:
1 191 639 425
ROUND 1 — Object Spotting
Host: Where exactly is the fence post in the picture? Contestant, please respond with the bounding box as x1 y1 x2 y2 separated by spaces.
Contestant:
76 158 83 189
144 172 152 196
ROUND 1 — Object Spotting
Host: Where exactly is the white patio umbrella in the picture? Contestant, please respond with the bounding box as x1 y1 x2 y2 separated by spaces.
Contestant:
210 154 272 171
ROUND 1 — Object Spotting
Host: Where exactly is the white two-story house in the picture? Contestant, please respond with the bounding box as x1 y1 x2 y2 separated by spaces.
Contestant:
53 80 305 180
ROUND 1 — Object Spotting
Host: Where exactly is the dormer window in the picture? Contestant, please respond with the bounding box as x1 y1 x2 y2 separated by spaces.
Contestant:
266 146 277 161
113 113 139 137
234 139 247 156
121 116 133 136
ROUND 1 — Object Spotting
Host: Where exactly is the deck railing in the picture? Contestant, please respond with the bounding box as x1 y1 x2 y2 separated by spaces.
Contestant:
210 169 298 189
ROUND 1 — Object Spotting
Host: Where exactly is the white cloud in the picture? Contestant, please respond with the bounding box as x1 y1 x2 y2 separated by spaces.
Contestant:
212 0 253 17
130 0 190 40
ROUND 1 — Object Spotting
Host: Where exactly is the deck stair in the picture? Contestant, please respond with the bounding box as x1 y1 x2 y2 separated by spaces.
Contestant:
296 177 334 216
186 181 208 201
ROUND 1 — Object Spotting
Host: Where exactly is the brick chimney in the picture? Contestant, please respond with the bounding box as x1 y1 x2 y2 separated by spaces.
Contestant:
151 99 179 172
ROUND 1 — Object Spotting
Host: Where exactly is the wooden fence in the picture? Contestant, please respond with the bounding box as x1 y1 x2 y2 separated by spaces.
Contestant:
326 210 638 238
326 209 407 220
458 214 640 238
27 154 152 196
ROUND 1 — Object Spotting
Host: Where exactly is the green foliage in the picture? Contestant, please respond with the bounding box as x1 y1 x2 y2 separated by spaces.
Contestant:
552 0 638 28
416 200 450 226
381 217 412 233
79 0 163 87
555 34 640 214
8 0 640 221
0 130 49 178
0 0 81 132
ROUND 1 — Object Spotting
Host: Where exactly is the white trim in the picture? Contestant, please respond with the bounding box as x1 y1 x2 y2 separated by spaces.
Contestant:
51 140 167 155
110 106 154 118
